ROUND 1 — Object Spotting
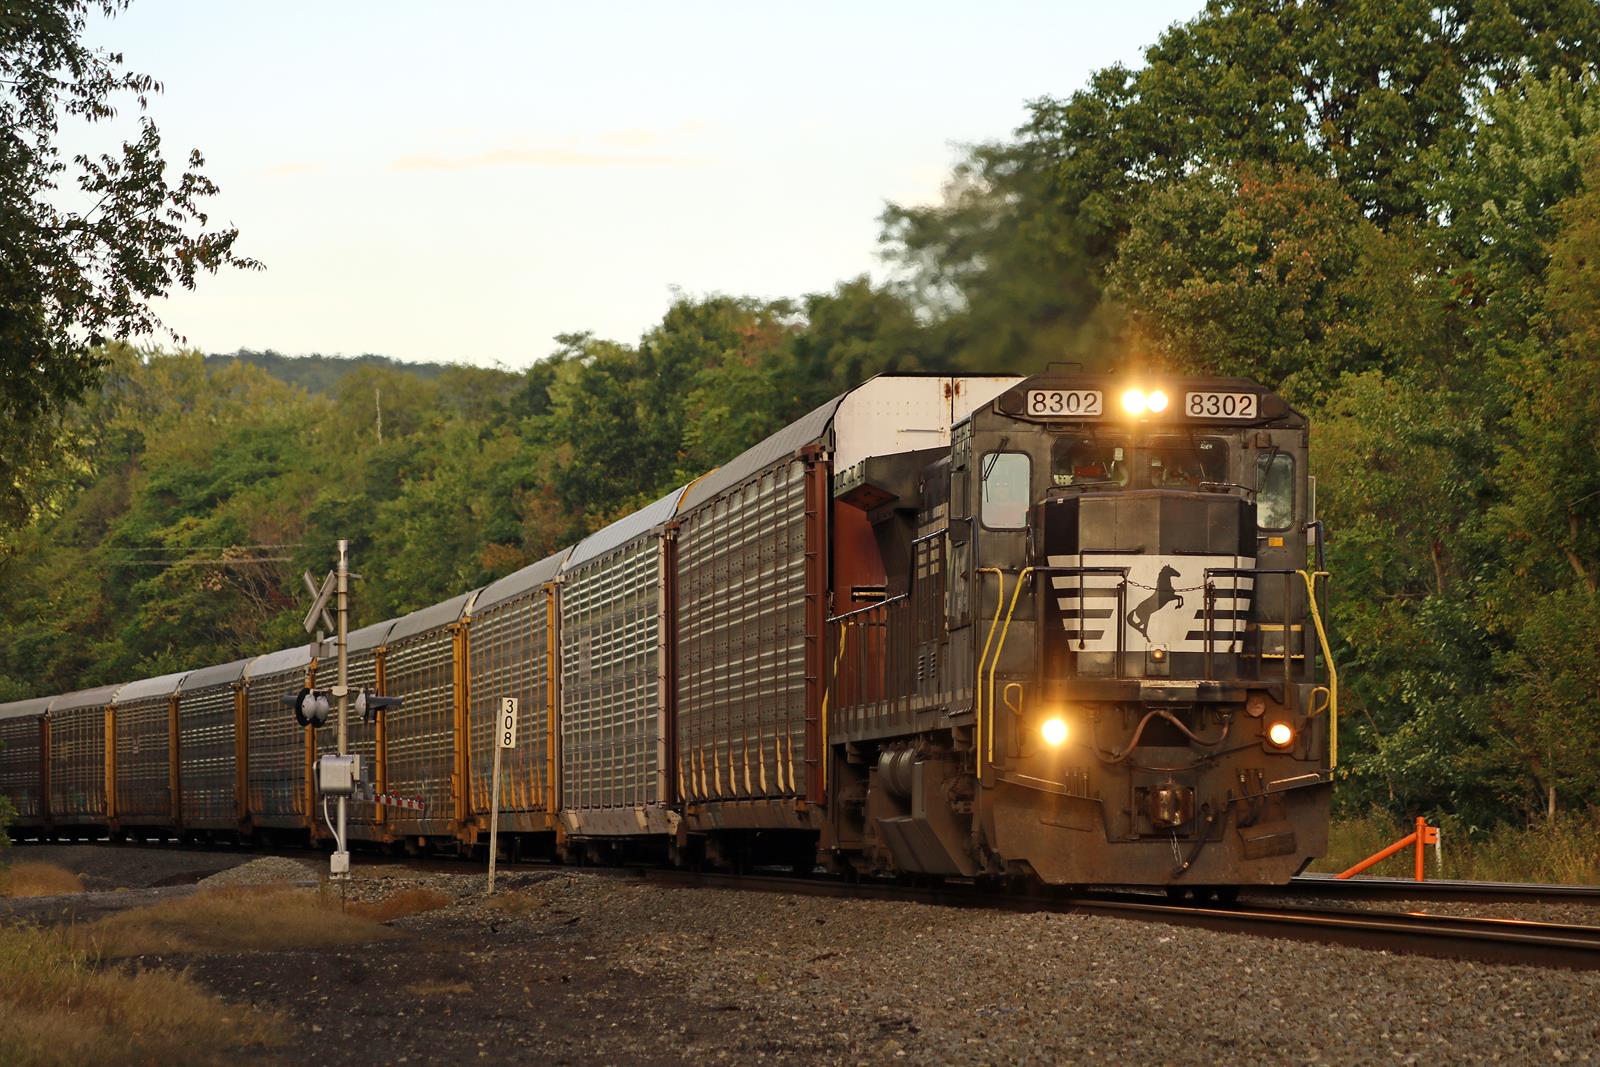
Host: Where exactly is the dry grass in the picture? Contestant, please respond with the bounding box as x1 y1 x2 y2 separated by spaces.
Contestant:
1312 810 1600 884
0 922 279 1067
0 861 86 898
0 879 454 1065
347 886 452 923
73 884 400 958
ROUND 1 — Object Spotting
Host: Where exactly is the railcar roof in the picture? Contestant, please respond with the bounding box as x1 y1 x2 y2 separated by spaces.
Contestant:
387 588 479 645
473 547 570 612
115 670 189 702
564 484 689 570
679 395 843 514
244 645 314 680
49 681 126 712
678 374 1019 514
0 695 54 720
178 657 252 692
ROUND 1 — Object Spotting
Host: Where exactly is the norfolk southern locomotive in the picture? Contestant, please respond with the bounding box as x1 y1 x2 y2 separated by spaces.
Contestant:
0 371 1334 890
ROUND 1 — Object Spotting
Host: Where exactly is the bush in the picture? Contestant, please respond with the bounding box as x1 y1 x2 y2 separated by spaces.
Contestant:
1311 809 1600 884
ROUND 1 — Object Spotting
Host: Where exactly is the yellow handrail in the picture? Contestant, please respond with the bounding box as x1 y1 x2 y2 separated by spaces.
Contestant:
1297 569 1337 768
974 568 1006 781
819 619 854 793
987 566 1034 767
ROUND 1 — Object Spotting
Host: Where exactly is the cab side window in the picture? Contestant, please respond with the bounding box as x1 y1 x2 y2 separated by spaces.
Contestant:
980 452 1031 530
1256 451 1294 530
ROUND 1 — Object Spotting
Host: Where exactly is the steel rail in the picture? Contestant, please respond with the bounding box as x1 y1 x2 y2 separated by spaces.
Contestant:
1071 893 1600 971
29 839 1600 969
584 867 1600 971
1287 873 1600 907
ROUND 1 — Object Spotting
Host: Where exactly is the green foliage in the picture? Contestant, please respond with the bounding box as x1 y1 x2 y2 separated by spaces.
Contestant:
1110 164 1385 402
882 0 1599 377
0 282 927 691
205 350 454 395
1 1 257 531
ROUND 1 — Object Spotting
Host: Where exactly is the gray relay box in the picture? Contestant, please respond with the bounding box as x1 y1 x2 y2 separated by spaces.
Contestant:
317 754 362 797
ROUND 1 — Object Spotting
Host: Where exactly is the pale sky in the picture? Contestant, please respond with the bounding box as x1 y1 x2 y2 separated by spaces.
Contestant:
80 1 1204 369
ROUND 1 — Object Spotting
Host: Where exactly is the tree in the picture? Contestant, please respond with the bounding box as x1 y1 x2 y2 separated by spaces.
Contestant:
881 0 1600 373
1109 164 1384 401
1 0 258 529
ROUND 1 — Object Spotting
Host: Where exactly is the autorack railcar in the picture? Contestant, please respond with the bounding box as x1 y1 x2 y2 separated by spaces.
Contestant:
0 371 1334 889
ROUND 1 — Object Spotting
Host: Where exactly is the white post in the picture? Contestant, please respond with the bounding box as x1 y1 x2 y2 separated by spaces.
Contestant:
488 696 517 894
488 740 503 894
332 538 351 879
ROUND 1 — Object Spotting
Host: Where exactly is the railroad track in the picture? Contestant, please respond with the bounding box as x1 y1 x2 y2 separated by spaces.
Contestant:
24 839 1600 969
588 866 1600 971
1286 873 1600 906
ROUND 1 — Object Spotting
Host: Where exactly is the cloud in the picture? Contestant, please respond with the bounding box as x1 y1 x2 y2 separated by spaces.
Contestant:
389 146 696 172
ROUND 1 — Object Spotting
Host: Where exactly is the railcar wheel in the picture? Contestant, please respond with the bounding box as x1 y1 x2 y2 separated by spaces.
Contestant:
1215 885 1239 905
1165 886 1186 902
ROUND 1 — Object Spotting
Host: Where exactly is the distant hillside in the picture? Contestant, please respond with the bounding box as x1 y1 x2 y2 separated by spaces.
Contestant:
206 349 454 394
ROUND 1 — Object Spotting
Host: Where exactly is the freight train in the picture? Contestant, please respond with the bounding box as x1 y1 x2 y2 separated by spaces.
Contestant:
0 371 1335 890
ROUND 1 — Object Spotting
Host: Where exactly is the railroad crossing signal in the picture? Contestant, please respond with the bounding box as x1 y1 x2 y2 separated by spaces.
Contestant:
282 685 400 728
301 569 336 634
355 686 402 723
283 687 332 727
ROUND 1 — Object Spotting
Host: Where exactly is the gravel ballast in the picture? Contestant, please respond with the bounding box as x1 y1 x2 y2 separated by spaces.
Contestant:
290 867 1600 1065
196 855 322 888
8 847 1599 1063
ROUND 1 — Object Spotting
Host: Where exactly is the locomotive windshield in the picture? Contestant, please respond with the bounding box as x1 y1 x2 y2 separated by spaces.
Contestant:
1147 436 1228 487
1051 435 1128 487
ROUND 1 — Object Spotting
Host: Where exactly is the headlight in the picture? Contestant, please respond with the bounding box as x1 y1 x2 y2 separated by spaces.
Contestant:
1041 717 1069 747
1266 721 1294 748
1146 389 1169 413
1121 388 1147 415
